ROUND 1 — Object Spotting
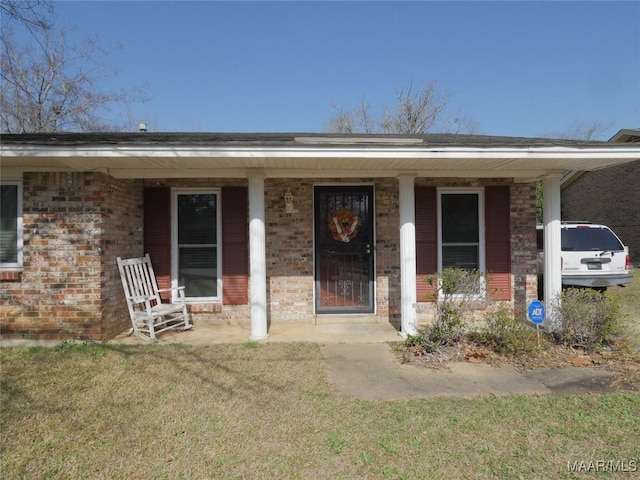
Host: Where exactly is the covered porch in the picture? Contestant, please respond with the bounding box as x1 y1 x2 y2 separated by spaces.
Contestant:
2 132 638 343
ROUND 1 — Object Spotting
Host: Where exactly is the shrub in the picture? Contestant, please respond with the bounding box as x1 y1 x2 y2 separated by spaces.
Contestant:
553 288 622 352
406 268 485 356
429 303 464 346
471 304 540 355
403 333 438 355
429 268 483 346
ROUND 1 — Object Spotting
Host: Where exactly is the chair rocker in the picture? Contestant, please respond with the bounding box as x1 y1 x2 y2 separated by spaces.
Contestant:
117 254 192 341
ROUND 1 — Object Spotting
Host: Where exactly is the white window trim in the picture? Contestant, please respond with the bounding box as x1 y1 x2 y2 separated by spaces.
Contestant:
436 188 486 298
0 180 23 271
171 188 222 303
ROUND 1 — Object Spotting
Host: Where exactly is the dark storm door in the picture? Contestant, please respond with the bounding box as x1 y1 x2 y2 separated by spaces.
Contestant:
314 186 375 313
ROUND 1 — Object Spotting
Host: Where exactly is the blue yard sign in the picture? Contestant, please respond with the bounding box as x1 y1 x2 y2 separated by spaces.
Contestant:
527 300 546 325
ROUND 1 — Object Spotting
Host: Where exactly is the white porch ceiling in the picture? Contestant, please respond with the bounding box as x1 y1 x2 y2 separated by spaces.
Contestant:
2 135 639 181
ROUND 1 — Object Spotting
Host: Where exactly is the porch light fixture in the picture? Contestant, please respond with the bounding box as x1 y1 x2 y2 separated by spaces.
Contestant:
283 192 297 213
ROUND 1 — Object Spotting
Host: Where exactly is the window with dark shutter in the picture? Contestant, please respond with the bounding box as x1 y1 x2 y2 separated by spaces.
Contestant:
144 186 249 305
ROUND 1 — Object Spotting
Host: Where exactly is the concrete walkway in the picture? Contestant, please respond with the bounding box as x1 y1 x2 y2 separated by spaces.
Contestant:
323 343 626 399
106 322 631 399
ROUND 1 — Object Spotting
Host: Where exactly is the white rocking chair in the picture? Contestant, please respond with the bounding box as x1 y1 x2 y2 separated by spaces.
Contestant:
117 254 192 341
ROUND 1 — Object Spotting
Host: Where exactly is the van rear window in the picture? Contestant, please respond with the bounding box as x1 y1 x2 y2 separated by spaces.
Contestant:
561 228 624 252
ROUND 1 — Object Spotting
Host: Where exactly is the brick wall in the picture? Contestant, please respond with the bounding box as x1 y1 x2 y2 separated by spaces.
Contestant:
139 178 402 326
510 182 538 313
100 176 144 339
562 160 640 264
413 178 537 323
263 178 401 324
263 178 537 326
265 178 315 322
0 172 142 342
1 174 539 341
374 179 401 323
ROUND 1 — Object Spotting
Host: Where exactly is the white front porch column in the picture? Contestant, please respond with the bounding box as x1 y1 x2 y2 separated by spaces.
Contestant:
398 175 418 337
248 174 268 340
543 174 563 332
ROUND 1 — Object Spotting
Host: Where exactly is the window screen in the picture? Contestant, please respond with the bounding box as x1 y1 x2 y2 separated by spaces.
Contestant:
1 185 19 265
441 193 479 270
176 193 218 298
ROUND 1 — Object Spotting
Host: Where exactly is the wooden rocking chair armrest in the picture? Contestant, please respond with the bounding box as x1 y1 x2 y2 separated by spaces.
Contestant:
157 286 186 301
157 286 185 293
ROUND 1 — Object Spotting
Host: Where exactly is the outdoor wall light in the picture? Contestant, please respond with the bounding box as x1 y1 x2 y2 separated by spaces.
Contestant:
283 192 297 213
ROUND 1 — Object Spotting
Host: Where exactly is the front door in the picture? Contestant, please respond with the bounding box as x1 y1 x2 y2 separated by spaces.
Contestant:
314 186 375 313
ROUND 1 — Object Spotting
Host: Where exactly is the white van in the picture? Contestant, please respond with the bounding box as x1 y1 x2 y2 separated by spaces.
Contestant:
537 222 632 291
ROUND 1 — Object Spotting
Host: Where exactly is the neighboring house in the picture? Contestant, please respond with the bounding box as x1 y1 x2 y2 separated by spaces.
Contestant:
1 132 638 343
561 129 640 265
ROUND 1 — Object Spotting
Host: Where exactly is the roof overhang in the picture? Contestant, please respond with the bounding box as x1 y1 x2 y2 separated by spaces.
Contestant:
2 133 639 181
609 128 640 143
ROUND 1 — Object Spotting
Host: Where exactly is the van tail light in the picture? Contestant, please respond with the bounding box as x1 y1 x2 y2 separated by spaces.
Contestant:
626 254 630 270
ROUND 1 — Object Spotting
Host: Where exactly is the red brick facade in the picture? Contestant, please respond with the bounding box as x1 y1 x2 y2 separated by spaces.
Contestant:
1 174 538 342
561 160 639 265
0 172 142 341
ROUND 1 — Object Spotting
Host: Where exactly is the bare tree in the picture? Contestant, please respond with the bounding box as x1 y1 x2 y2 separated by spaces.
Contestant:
327 99 377 134
1 25 147 133
326 80 478 135
543 121 612 141
0 0 52 30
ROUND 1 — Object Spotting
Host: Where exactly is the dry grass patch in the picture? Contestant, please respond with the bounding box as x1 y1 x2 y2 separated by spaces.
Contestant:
2 342 639 479
609 268 640 349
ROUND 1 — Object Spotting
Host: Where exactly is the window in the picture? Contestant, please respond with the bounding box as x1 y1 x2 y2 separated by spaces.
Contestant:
561 226 624 252
438 189 485 293
0 181 22 270
172 189 221 301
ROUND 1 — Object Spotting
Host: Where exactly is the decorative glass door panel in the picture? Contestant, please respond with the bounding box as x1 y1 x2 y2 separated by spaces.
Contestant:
314 186 374 313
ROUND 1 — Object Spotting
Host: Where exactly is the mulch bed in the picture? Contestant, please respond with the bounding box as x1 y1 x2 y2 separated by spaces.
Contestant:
392 338 640 389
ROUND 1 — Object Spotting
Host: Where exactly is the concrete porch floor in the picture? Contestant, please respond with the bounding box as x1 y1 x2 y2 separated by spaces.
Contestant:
109 321 403 345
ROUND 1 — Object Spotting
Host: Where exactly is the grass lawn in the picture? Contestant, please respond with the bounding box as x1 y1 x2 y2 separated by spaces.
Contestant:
609 269 640 349
2 340 639 479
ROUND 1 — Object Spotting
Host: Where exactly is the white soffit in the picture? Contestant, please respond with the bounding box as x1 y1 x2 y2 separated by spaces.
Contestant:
2 143 638 179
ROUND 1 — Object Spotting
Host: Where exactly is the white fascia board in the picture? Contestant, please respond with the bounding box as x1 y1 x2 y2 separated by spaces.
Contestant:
2 144 639 160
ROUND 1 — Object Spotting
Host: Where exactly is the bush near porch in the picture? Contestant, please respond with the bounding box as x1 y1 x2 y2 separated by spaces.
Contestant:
402 269 640 375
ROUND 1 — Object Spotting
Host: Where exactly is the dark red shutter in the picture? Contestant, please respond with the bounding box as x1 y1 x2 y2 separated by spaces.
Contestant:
222 186 249 305
143 187 171 301
415 186 438 301
485 186 512 300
